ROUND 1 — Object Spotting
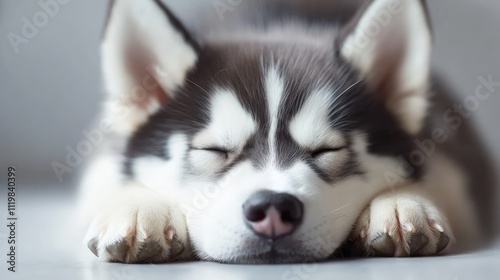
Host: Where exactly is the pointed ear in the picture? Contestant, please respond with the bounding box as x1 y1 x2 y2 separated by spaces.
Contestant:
102 0 199 135
339 0 432 134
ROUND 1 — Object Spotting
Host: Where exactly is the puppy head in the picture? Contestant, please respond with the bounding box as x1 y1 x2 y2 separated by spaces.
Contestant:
103 0 431 263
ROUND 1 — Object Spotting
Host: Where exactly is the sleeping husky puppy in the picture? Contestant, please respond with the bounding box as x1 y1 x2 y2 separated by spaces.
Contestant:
80 0 495 263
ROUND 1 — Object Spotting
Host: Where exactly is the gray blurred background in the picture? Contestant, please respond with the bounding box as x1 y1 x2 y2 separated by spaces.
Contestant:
0 1 499 188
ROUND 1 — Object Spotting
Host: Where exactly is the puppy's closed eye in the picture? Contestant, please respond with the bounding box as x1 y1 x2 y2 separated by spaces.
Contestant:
310 147 346 158
192 147 232 159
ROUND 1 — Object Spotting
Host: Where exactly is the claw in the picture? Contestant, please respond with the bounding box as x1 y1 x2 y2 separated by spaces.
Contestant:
402 223 415 233
434 224 445 233
165 227 176 241
360 228 367 239
384 221 391 235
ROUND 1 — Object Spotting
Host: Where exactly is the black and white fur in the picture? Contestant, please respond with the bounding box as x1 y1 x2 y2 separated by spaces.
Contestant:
79 0 495 263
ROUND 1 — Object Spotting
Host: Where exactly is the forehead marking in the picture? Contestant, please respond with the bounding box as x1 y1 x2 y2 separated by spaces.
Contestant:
202 89 256 149
264 65 285 165
289 87 339 149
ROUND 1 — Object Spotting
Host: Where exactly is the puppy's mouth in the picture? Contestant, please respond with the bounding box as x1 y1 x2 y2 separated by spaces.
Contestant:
222 250 322 264
212 238 326 264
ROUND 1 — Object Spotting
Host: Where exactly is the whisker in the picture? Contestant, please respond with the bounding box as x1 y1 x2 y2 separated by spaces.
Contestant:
185 78 212 96
330 80 362 107
330 203 352 214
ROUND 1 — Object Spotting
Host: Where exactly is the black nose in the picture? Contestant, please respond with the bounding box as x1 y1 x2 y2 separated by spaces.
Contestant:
242 190 304 238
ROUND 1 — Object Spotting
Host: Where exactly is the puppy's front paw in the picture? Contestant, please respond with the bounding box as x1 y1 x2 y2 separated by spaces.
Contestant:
85 187 188 263
351 192 453 257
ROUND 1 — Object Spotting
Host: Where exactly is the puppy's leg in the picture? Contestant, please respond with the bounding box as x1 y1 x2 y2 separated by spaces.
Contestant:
84 183 189 263
351 187 454 257
351 154 482 257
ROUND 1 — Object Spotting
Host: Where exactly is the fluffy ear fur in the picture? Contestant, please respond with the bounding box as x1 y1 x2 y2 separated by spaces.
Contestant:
102 0 199 135
339 0 432 134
